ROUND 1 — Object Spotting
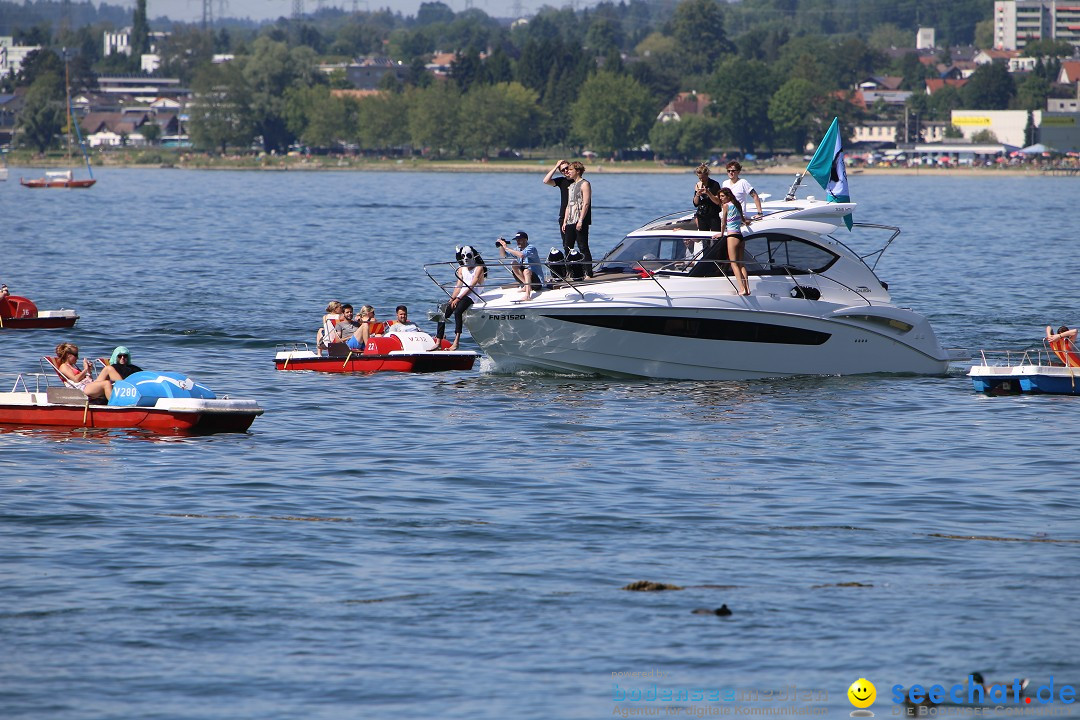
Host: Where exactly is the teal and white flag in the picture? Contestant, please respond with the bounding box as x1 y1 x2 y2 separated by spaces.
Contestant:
805 116 852 230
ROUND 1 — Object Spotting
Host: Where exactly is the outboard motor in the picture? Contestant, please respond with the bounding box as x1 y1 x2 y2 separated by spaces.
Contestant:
547 247 569 282
566 247 586 281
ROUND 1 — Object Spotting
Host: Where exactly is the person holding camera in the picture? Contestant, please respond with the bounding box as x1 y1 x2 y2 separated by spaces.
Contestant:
497 231 544 301
692 163 722 235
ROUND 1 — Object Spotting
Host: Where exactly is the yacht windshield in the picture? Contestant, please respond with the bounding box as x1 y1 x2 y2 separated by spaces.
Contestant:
595 235 697 273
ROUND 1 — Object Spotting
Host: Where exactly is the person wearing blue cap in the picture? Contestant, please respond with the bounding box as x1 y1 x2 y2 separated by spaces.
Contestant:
496 231 544 300
109 346 143 379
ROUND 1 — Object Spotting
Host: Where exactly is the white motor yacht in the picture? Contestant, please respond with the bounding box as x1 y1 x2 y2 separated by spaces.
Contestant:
426 185 955 380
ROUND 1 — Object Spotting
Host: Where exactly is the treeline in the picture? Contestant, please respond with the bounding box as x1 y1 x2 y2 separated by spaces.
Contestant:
6 0 1076 158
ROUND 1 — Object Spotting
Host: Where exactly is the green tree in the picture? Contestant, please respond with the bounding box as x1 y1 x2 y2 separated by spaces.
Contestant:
971 129 998 143
674 113 720 160
158 27 216 86
131 0 150 55
188 62 254 154
1024 111 1036 147
458 82 540 157
585 16 621 56
867 23 909 51
356 92 410 149
670 0 730 75
1022 39 1074 57
17 72 65 153
408 83 464 156
962 62 1015 110
570 70 656 155
14 49 63 88
285 85 353 149
243 38 321 152
974 19 994 50
1016 74 1050 111
140 121 162 145
768 77 821 152
706 57 776 153
927 85 963 120
944 124 964 139
648 119 683 160
416 1 455 26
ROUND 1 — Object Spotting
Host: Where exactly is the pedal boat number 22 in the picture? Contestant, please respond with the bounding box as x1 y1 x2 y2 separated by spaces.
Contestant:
274 331 477 373
431 194 958 381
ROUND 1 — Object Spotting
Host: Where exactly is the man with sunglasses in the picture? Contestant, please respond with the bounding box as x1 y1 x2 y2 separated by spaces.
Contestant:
542 159 573 243
721 161 764 219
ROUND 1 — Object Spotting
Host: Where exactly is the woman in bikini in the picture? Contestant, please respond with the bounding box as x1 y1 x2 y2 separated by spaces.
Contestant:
713 187 752 296
55 342 123 401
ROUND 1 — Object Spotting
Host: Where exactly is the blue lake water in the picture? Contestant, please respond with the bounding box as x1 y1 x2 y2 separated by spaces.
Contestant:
1 167 1079 719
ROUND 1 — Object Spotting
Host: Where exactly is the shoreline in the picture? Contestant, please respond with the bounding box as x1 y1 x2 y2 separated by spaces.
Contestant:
6 154 1066 177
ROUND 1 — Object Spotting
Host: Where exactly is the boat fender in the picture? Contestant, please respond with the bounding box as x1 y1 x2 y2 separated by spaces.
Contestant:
109 371 216 407
566 247 586 281
790 285 821 300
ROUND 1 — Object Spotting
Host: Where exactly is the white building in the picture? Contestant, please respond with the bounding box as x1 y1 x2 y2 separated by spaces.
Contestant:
104 28 132 57
952 108 1080 150
0 37 42 78
994 1 1080 51
916 28 936 50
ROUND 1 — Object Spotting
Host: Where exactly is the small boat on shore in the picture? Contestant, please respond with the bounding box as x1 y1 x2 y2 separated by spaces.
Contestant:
275 332 477 373
0 294 78 330
969 340 1080 396
0 366 264 433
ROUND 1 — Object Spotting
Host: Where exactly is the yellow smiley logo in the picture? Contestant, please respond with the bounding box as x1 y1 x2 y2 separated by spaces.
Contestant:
847 678 876 709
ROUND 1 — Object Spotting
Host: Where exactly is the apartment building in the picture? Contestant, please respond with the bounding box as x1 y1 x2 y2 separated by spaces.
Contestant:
994 0 1080 51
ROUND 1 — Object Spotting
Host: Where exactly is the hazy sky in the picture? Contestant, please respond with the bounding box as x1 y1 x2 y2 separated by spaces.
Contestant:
139 0 544 23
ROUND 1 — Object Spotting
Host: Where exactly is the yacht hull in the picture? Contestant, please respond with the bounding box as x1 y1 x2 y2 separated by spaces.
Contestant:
466 301 949 380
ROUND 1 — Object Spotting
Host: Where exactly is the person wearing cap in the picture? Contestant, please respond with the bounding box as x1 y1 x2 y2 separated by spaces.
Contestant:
497 231 544 300
109 346 143 379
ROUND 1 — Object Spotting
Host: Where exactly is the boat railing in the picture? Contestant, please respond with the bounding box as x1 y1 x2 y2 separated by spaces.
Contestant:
276 342 312 354
5 372 53 393
424 255 873 306
975 347 1063 367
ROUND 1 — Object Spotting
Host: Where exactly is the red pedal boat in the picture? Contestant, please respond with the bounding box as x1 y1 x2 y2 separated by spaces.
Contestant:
0 362 264 434
20 173 96 189
0 294 78 329
275 332 477 373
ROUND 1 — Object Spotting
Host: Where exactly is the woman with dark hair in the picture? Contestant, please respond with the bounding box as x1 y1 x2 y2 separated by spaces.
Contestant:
433 245 487 351
1047 325 1078 344
713 187 752 296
